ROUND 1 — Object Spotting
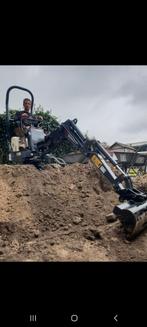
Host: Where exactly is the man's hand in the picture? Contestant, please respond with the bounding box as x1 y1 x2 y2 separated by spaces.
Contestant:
21 113 29 119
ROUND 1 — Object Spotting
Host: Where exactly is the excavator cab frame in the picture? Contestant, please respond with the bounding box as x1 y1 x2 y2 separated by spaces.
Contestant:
5 85 66 168
5 86 35 159
6 86 34 142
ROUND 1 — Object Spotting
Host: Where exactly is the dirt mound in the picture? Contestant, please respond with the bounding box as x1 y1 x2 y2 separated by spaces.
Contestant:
0 163 147 261
133 175 147 192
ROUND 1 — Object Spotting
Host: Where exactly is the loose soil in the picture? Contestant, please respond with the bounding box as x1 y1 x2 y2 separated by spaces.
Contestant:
0 163 147 261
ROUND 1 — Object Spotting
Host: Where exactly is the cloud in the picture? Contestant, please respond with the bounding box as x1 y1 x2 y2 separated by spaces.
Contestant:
0 65 147 145
115 66 147 106
24 66 41 79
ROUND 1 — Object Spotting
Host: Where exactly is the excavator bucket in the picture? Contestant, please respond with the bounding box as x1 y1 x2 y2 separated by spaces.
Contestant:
114 201 147 240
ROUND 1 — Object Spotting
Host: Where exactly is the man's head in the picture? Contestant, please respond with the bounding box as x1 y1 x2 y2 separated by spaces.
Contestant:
23 98 32 113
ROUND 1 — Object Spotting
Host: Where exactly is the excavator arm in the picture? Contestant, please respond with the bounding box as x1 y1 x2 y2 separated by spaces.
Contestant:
37 118 147 239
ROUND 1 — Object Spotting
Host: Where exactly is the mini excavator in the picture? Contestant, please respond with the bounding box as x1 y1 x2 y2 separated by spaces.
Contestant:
5 85 147 240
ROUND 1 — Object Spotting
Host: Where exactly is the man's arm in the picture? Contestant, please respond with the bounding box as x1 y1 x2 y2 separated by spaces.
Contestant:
14 111 22 121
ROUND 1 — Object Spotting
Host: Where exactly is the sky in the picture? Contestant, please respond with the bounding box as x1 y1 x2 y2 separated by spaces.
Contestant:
0 65 147 146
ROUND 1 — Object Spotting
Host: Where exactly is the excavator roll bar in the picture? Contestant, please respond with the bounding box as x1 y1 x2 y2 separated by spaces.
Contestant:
6 85 34 124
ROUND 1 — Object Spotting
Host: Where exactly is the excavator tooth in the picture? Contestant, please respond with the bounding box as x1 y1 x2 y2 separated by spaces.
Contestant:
113 201 147 240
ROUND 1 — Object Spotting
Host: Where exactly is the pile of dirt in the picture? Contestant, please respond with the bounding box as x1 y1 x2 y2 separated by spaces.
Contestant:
0 163 147 261
133 175 147 192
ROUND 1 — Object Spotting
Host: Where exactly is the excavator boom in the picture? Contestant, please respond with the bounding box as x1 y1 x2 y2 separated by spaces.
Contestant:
37 118 147 239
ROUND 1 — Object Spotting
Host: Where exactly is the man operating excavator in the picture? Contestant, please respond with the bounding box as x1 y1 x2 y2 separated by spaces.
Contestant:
14 98 43 149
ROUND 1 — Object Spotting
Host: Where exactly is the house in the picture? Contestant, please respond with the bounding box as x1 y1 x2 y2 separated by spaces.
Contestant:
108 141 147 173
61 151 88 164
61 140 147 174
108 142 136 164
127 141 147 151
109 142 135 152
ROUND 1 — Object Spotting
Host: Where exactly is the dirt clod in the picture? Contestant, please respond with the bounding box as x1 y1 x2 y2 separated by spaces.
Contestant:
106 213 117 223
73 217 82 225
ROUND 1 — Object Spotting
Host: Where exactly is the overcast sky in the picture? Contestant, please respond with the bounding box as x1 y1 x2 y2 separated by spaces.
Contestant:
0 65 147 145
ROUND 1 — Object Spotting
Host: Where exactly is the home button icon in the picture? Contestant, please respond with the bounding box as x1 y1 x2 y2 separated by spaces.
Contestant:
71 314 78 322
